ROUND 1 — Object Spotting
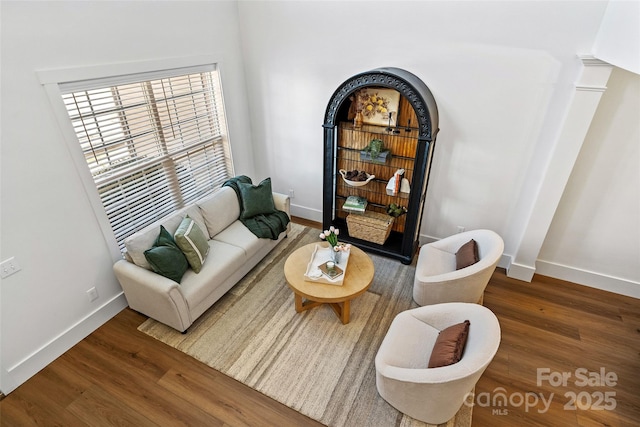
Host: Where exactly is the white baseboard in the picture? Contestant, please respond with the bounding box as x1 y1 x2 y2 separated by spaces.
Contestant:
2 292 128 395
536 260 640 299
419 233 438 246
290 203 322 223
506 261 536 282
497 254 512 270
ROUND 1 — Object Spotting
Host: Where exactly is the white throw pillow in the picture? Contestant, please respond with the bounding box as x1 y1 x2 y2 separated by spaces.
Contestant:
174 215 210 273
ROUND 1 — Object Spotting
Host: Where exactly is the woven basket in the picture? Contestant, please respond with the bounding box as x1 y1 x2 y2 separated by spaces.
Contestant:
347 211 394 245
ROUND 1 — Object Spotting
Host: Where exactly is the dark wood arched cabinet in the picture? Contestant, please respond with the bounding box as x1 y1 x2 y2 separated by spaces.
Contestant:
322 68 439 264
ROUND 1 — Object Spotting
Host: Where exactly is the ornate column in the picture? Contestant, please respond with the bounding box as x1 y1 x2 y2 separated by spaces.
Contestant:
507 55 613 281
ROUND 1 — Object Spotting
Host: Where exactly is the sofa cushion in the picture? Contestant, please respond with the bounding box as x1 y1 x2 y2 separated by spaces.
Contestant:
238 177 276 219
456 239 479 270
197 187 241 238
143 226 189 283
428 320 471 368
179 240 247 310
213 220 265 259
174 215 210 273
124 211 185 270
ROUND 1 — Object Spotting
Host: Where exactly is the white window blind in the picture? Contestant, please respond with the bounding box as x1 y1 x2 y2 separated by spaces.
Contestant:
60 66 233 251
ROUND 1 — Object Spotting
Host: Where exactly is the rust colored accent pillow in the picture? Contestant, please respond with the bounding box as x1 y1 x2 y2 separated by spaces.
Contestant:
456 239 479 270
428 320 471 368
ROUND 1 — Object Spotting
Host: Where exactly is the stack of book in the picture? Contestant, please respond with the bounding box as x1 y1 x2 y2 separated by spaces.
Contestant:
319 262 344 279
342 195 367 213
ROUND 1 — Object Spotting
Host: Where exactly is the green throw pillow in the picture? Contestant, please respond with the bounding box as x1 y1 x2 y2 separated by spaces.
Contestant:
174 215 210 273
144 225 189 283
238 177 277 220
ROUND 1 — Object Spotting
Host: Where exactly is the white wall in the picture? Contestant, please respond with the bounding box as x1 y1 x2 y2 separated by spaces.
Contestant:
593 0 640 74
0 1 252 394
238 1 638 295
237 3 608 247
538 67 640 294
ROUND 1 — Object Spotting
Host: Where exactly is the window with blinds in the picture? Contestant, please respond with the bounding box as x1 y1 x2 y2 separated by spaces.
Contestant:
60 65 233 251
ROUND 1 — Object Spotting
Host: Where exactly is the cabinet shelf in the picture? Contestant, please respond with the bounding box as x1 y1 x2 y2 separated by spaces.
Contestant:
335 180 409 202
335 194 405 209
323 68 439 264
337 146 416 162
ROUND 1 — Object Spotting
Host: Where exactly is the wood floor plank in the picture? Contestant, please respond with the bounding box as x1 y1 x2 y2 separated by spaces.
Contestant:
56 345 221 427
158 367 318 427
0 376 87 427
488 274 625 320
66 385 157 427
485 276 624 324
37 356 94 408
485 295 582 340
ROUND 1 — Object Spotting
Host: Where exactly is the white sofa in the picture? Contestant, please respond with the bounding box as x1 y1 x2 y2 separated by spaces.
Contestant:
113 186 290 332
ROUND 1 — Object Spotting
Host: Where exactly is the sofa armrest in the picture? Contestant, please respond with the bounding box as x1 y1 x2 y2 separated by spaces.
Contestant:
113 259 191 332
272 192 290 217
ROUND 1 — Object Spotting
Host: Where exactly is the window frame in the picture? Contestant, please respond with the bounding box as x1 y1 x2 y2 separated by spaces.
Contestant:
38 56 234 262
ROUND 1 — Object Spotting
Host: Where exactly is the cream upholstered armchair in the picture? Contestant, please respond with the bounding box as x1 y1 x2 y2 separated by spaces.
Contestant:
375 302 501 424
413 229 504 306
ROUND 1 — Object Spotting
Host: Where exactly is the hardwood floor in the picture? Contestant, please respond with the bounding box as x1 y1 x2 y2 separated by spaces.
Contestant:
0 307 322 427
1 220 638 426
475 272 639 427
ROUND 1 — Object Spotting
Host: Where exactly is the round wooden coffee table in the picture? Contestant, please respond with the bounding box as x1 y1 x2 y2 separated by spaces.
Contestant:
284 243 374 324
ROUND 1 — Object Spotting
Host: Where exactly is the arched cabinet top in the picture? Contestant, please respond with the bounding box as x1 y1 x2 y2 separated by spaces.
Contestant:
323 67 439 141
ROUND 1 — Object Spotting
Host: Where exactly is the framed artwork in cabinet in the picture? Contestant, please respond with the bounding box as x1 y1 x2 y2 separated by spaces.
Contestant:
356 88 400 127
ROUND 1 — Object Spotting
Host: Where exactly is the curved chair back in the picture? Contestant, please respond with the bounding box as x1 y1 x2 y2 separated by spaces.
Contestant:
413 229 504 306
375 302 501 424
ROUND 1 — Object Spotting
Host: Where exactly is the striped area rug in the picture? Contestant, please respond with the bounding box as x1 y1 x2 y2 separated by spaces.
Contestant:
138 223 472 427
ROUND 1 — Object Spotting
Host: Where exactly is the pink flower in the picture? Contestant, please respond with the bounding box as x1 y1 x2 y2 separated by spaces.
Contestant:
319 227 340 246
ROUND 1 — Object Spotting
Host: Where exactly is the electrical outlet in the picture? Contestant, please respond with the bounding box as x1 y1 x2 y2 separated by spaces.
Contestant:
87 287 99 302
457 226 466 234
288 189 295 198
0 257 21 279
